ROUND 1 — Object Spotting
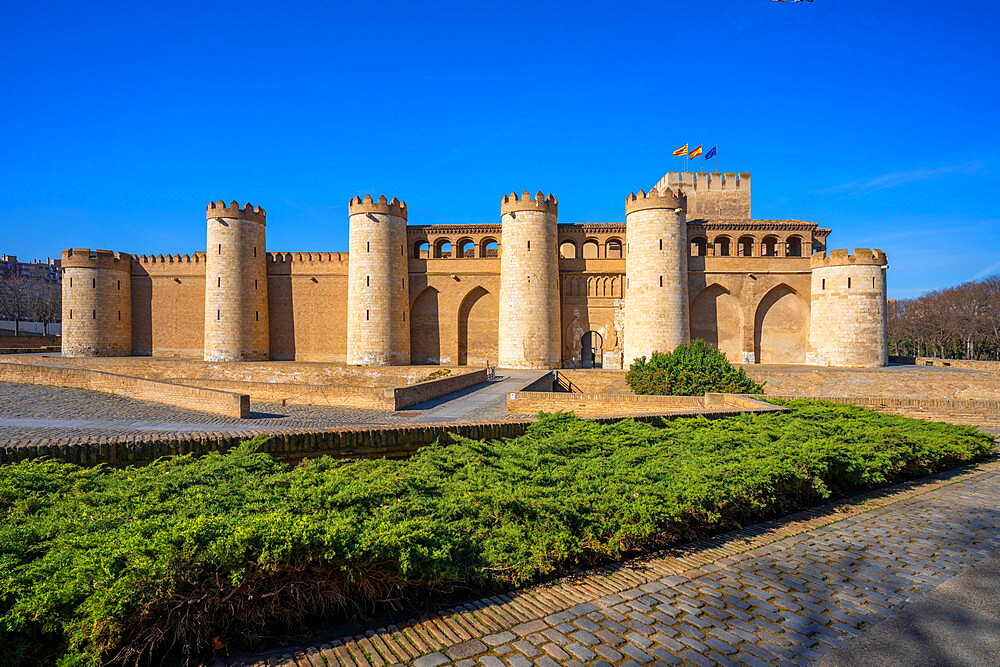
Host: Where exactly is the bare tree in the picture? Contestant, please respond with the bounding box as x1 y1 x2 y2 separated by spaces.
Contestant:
29 287 61 336
0 272 32 336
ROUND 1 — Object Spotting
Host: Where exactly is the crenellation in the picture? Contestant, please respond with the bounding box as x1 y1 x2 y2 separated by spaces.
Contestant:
61 169 888 368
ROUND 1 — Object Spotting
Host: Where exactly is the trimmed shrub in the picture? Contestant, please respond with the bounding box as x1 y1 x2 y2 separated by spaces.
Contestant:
625 339 764 395
0 402 991 665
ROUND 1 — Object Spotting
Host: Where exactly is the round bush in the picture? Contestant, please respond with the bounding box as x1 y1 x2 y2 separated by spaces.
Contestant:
625 339 764 395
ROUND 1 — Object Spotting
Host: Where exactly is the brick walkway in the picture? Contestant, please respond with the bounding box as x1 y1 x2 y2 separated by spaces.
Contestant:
229 458 1000 667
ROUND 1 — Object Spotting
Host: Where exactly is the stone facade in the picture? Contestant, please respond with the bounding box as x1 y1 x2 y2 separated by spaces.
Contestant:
61 249 132 356
203 201 269 362
623 188 689 365
806 249 888 367
60 172 890 368
498 192 561 369
346 196 410 366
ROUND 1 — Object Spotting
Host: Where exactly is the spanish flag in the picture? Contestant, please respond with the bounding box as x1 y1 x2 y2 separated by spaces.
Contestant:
689 145 703 159
672 144 688 156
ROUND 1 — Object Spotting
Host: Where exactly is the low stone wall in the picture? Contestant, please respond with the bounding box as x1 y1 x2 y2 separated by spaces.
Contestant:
0 361 249 418
764 394 1000 430
508 391 782 417
393 369 488 409
169 378 394 409
554 369 629 393
0 334 60 354
890 356 1000 372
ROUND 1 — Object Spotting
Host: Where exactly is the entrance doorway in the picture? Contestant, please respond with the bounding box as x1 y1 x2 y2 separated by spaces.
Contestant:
581 331 603 368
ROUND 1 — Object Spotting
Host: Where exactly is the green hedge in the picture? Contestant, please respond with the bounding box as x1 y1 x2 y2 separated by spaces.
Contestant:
625 339 764 396
0 402 992 665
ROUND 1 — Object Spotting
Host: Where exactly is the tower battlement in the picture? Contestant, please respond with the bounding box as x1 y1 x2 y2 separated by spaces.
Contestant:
348 195 407 219
500 191 558 216
61 248 132 271
206 200 266 224
654 171 751 219
659 172 750 192
625 188 686 215
811 248 888 269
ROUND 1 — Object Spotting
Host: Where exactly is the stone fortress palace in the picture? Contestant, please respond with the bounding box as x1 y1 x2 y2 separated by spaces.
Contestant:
60 171 888 370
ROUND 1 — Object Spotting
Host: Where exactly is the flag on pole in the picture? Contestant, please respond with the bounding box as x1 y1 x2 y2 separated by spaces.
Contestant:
689 145 703 159
705 145 717 160
672 144 688 156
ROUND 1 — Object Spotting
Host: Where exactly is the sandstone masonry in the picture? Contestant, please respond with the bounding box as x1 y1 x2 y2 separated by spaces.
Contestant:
60 172 889 368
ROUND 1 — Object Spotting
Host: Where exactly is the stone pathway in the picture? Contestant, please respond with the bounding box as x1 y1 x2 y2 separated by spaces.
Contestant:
228 457 1000 667
407 371 547 423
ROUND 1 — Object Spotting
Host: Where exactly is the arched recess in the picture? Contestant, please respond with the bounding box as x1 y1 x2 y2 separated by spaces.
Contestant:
413 239 429 258
786 235 802 257
410 287 442 364
457 238 475 258
690 284 743 362
714 236 731 257
433 239 452 258
753 284 807 363
690 236 708 257
606 239 623 259
582 239 600 259
559 240 578 259
458 286 498 365
761 235 779 257
481 238 499 258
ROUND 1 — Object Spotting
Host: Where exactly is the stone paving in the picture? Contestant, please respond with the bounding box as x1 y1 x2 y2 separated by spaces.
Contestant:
228 458 1000 667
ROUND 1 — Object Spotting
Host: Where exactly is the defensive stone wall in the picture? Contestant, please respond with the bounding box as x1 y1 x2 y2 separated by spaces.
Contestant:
624 188 689 365
0 360 248 418
347 196 410 365
654 172 751 219
498 191 561 369
61 249 132 357
806 249 888 368
204 201 269 361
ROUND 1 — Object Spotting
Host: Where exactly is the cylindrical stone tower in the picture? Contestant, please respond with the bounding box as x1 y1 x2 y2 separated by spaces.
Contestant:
346 195 410 365
61 248 132 357
806 248 888 367
624 188 689 365
497 191 561 369
203 200 269 362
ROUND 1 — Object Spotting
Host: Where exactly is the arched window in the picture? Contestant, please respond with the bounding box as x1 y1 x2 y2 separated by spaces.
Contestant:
761 236 779 257
714 236 731 257
606 239 623 259
786 236 802 257
582 239 600 259
690 236 708 257
738 235 754 257
559 240 578 259
457 238 475 258
413 240 429 259
433 238 452 258
481 238 499 258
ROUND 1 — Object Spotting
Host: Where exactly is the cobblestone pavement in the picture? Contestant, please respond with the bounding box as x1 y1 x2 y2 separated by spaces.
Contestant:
230 458 1000 667
0 381 412 445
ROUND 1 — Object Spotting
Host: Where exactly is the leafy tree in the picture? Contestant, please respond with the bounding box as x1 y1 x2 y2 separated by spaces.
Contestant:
625 339 764 395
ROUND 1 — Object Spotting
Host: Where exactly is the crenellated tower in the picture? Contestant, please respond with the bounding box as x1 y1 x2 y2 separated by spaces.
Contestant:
806 249 888 367
498 191 561 369
346 195 410 365
203 201 269 362
624 188 689 365
61 248 132 357
652 172 750 219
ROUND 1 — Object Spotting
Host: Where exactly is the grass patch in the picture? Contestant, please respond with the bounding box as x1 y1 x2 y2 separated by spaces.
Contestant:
0 401 992 665
416 368 451 383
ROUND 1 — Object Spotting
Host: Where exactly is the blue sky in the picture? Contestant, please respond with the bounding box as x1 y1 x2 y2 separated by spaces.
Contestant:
1 0 997 299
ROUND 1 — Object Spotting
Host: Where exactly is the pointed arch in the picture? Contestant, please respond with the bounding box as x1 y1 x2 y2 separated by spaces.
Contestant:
690 283 743 362
753 283 807 363
458 286 498 365
410 286 441 364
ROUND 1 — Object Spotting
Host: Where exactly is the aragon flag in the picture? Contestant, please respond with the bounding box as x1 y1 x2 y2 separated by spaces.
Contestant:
705 145 717 160
689 145 703 159
672 144 688 156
